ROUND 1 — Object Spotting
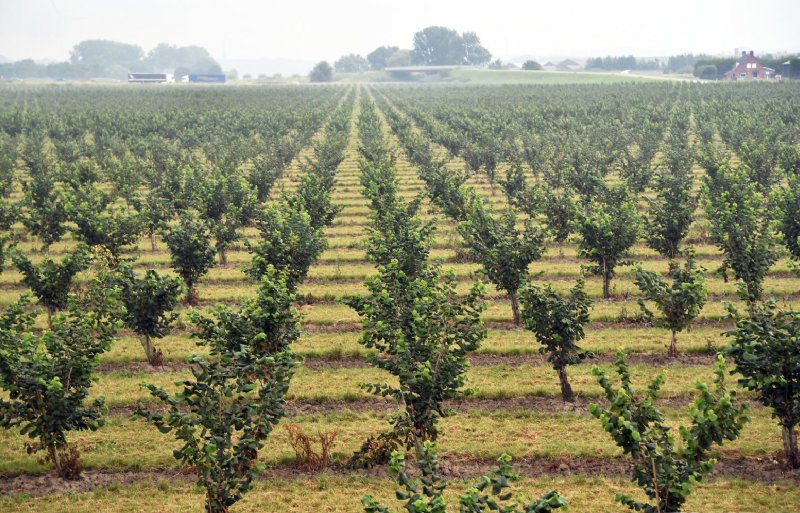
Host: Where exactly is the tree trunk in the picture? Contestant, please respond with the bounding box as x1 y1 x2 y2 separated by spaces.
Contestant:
141 334 162 366
558 242 564 259
46 308 54 329
143 334 152 364
510 292 521 325
784 424 799 469
185 283 199 306
149 229 157 252
668 330 678 358
557 365 574 402
48 443 63 479
207 491 228 513
219 246 227 266
602 257 611 299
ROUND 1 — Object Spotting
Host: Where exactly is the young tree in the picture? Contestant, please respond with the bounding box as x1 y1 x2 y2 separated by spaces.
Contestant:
245 201 327 292
0 278 120 479
248 153 283 203
346 260 487 454
12 244 91 324
285 113 348 230
519 277 593 402
161 213 217 305
499 159 542 216
0 137 16 272
590 352 747 513
458 199 546 324
644 170 696 258
725 301 800 468
632 252 708 357
193 169 259 265
135 269 299 513
68 199 145 259
575 189 641 299
417 159 471 222
542 186 577 258
117 264 183 366
0 132 18 236
359 158 435 277
286 171 343 230
704 163 777 302
140 187 175 251
19 131 68 251
346 154 487 460
361 442 567 513
774 174 800 266
0 234 11 274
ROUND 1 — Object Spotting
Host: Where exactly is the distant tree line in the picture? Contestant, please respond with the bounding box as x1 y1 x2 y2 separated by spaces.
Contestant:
0 40 222 80
585 55 661 71
665 53 711 73
316 25 493 82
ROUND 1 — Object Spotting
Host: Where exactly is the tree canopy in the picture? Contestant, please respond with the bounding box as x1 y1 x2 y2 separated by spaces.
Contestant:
367 46 400 70
309 61 334 82
335 54 370 73
1 39 221 79
411 26 492 66
522 60 543 70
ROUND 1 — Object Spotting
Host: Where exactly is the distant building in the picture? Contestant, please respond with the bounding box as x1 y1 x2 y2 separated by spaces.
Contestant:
724 51 776 80
180 74 226 84
127 73 174 84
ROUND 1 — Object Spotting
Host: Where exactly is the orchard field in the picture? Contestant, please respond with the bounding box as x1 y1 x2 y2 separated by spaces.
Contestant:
0 81 799 512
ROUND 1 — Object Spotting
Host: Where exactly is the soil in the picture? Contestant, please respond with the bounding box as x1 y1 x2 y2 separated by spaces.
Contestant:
303 318 736 333
108 394 763 420
3 453 797 497
0 468 191 497
97 352 718 375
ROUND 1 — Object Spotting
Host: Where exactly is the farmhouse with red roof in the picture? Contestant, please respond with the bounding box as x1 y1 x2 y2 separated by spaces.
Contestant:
724 51 777 80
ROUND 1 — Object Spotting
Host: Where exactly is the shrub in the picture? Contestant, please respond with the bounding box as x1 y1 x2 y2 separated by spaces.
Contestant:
284 423 339 471
136 269 299 513
589 352 747 512
361 441 567 513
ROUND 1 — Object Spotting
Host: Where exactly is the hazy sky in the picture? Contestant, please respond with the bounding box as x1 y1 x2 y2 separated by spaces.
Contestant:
1 0 799 64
